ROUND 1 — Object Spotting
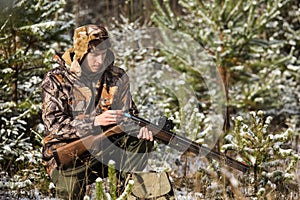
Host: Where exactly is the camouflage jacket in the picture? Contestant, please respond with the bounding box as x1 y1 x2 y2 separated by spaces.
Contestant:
41 51 138 177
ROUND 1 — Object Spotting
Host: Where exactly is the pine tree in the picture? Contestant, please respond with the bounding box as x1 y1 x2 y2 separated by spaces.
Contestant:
0 0 74 196
222 111 299 198
151 0 298 130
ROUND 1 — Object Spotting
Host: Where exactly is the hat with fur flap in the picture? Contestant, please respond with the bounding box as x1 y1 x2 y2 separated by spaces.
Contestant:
62 24 111 76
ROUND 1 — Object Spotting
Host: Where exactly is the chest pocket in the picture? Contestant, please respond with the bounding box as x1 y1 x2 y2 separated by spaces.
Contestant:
98 85 118 112
72 86 92 112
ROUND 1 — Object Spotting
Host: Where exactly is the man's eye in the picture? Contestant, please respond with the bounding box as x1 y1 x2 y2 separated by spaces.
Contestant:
91 52 100 56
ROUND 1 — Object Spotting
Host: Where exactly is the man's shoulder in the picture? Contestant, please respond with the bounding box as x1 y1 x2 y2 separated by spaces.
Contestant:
44 66 66 80
110 65 126 73
109 65 127 78
43 63 74 87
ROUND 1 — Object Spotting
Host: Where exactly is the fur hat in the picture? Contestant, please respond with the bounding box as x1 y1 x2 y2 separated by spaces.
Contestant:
62 24 111 76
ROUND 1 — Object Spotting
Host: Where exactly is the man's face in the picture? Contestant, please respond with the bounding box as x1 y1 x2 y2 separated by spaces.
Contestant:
82 47 107 73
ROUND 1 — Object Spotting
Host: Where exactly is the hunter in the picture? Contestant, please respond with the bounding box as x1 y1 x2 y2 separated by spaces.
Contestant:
41 24 154 199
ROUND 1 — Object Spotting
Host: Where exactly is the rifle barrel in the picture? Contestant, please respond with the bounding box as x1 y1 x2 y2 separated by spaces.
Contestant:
124 113 249 173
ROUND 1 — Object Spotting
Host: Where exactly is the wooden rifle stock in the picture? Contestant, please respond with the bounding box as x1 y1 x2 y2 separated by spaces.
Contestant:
124 113 249 173
53 125 124 167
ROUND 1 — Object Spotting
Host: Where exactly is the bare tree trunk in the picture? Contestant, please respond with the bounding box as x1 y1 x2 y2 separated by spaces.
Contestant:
12 67 18 103
11 25 19 104
218 30 231 132
217 65 230 132
74 0 80 27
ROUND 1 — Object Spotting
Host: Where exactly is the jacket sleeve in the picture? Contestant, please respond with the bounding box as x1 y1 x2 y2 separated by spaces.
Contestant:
41 71 101 147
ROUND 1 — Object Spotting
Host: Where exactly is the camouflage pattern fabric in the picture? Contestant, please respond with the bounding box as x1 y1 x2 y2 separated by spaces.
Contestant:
62 24 111 77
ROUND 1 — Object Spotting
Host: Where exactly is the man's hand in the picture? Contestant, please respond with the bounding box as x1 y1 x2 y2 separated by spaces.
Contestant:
94 110 124 126
137 126 154 141
95 110 153 141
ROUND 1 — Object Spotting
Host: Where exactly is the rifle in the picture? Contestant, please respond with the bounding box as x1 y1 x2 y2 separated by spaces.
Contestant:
123 113 249 173
53 113 249 173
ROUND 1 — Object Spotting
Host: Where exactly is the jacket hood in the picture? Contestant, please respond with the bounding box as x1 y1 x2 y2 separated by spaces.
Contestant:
61 24 112 77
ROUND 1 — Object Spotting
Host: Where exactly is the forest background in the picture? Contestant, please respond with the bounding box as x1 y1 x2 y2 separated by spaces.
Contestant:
0 0 300 199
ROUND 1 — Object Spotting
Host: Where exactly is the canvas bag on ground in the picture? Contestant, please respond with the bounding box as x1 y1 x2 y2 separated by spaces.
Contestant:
127 171 175 200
